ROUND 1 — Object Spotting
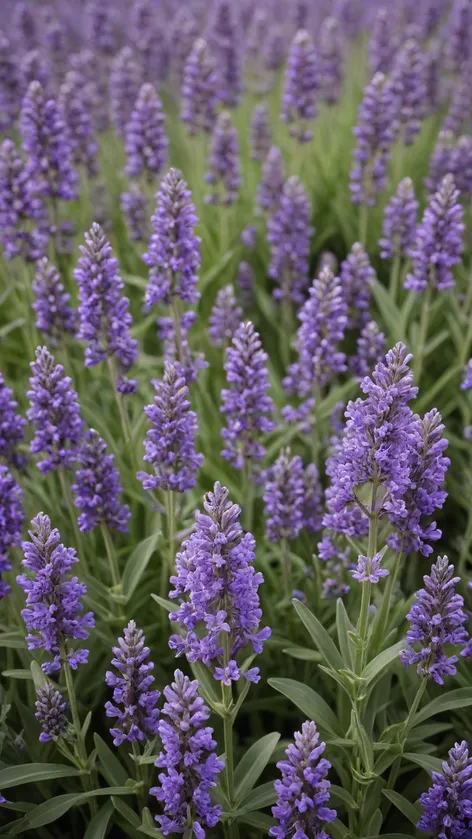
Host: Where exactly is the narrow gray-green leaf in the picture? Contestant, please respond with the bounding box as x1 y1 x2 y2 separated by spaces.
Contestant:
381 790 422 826
362 641 404 686
403 752 443 774
268 678 342 737
234 733 280 805
122 532 161 601
94 734 128 785
83 801 114 839
0 763 82 790
292 600 344 671
413 688 472 727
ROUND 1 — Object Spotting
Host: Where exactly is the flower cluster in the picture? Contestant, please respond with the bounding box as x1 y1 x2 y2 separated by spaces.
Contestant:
208 285 242 348
281 29 319 143
0 466 23 599
379 177 419 260
0 373 26 469
35 683 68 743
72 429 130 533
32 258 77 343
181 38 218 136
17 513 94 673
169 482 271 683
0 138 46 262
205 111 241 206
418 741 472 839
125 83 167 181
264 449 305 543
350 72 396 206
267 175 312 305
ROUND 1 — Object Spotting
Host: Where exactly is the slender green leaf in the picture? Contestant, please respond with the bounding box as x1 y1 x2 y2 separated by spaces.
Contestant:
362 641 404 686
237 810 275 831
83 801 114 839
122 532 161 601
239 781 277 812
94 734 129 785
268 678 342 737
403 752 443 774
292 600 344 671
234 733 280 804
381 790 422 826
150 593 173 613
112 796 140 828
330 785 358 811
189 661 221 709
26 787 136 829
0 633 26 649
0 763 82 790
336 599 354 669
413 688 472 727
2 670 32 680
282 647 321 662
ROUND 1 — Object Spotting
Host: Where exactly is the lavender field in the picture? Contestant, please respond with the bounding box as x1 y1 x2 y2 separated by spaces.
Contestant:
1 0 472 837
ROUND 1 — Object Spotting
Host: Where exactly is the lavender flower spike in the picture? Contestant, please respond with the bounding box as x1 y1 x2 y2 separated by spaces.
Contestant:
32 258 76 343
0 373 26 469
350 72 396 206
181 38 218 136
72 429 130 533
351 320 386 379
151 670 224 837
169 483 271 683
400 556 468 684
208 0 242 108
138 362 203 493
379 177 418 260
418 741 472 839
75 223 138 392
125 83 167 182
251 104 272 162
58 70 99 179
264 449 305 543
405 175 464 294
267 175 312 305
352 552 389 584
369 8 398 75
257 146 285 214
121 183 149 244
0 466 23 600
20 80 78 202
284 266 347 398
35 683 68 742
390 37 426 147
27 347 83 474
341 243 374 330
303 464 324 533
205 111 241 206
270 720 336 839
105 620 160 746
144 168 200 309
209 285 242 347
281 29 319 143
0 138 46 263
17 513 94 674
319 17 344 106
462 360 472 390
221 321 275 471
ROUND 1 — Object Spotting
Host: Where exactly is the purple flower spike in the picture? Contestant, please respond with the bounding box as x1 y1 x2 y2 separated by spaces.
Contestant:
32 258 77 343
35 683 68 742
168 8 198 88
351 320 386 379
17 513 94 674
350 72 396 206
157 312 207 386
138 361 203 493
387 408 450 557
0 32 21 132
0 373 26 470
20 81 78 203
75 223 138 391
352 552 389 584
85 0 118 58
221 321 275 471
446 0 472 75
208 0 242 108
105 620 160 746
284 266 347 398
369 8 399 75
240 225 256 249
13 2 38 52
251 104 272 162
324 343 418 538
27 347 83 475
257 146 285 214
443 71 472 137
21 49 50 93
264 25 286 75
144 168 200 308
270 720 336 839
390 37 426 147
425 130 456 194
121 183 149 244
264 449 305 543
303 464 324 533
125 83 167 181
181 38 218 136
405 174 464 294
209 285 242 347
58 70 99 178
418 741 472 838
0 466 23 600
379 178 419 260
72 429 130 533
237 260 254 308
267 175 312 305
400 555 468 684
151 670 224 837
462 360 472 390
282 29 319 143
130 0 168 85
109 46 141 140
169 483 271 681
0 138 46 262
319 17 344 106
340 243 374 330
205 111 241 206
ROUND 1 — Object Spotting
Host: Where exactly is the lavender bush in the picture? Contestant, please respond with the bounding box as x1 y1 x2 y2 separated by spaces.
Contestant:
0 3 472 838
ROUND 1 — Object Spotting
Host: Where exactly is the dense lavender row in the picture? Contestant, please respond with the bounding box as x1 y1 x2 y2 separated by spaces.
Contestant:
1 0 472 837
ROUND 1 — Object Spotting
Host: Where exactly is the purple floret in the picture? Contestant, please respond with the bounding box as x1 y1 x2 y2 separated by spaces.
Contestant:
340 242 374 329
35 683 68 742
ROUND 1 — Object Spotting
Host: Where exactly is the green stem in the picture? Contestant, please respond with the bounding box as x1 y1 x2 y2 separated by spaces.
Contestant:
166 490 176 576
170 297 184 366
59 469 88 573
413 283 432 383
63 660 96 815
383 679 427 816
369 546 404 657
281 539 292 601
312 382 322 470
132 741 146 813
222 687 239 839
107 358 133 448
101 523 120 589
389 253 401 303
460 310 472 367
359 204 369 248
280 293 293 371
242 458 254 532
354 485 378 673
